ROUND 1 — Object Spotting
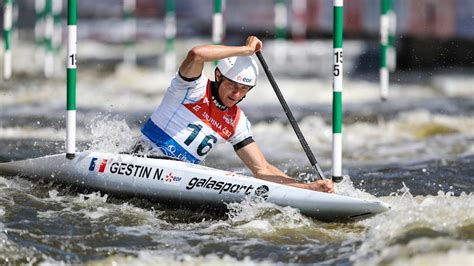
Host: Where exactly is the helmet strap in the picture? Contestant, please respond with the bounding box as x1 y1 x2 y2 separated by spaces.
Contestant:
212 69 228 110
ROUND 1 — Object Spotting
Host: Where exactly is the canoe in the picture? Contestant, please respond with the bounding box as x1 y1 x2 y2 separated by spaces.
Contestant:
0 151 390 222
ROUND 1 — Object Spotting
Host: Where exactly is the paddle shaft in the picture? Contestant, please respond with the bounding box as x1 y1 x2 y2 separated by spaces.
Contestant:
256 51 326 180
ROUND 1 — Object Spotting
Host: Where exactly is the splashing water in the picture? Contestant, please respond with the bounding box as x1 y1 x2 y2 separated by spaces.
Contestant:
352 183 474 266
87 114 136 153
226 198 312 231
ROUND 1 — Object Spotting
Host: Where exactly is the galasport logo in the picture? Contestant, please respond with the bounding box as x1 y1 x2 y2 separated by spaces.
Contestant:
186 177 260 195
254 185 269 200
88 158 180 185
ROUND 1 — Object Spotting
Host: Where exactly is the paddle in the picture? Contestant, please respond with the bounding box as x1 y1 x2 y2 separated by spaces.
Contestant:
256 51 329 181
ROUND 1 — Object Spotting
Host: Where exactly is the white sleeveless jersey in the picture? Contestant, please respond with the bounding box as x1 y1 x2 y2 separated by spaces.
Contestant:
141 73 253 163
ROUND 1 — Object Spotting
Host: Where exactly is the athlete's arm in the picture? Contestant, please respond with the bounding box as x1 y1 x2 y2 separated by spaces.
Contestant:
179 36 262 80
235 142 334 193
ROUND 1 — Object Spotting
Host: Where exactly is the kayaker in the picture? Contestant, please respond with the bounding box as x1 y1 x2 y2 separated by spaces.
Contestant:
132 36 334 193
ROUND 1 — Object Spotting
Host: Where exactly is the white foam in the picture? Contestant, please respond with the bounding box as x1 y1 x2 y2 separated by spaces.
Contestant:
389 247 474 266
352 186 474 265
37 190 157 225
225 198 313 234
88 114 136 153
432 75 474 97
88 252 270 266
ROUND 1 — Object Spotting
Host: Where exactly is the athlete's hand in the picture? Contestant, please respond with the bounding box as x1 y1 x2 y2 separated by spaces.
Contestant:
245 36 263 53
305 179 335 193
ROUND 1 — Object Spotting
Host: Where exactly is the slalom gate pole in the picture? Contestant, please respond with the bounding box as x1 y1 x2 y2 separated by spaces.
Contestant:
66 0 77 159
256 51 326 181
44 0 54 77
52 0 62 55
3 0 13 80
332 0 343 183
35 0 45 47
212 0 223 65
387 0 396 72
274 0 287 64
380 0 389 101
164 0 176 73
12 0 18 41
123 0 136 65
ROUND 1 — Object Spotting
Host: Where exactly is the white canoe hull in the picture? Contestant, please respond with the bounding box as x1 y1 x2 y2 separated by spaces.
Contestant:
0 152 390 222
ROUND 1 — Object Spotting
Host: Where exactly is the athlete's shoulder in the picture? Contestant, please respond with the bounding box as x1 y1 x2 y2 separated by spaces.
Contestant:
171 71 209 89
166 72 210 101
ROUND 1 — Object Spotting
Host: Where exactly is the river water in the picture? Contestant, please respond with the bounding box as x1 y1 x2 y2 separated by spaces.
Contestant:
0 40 473 265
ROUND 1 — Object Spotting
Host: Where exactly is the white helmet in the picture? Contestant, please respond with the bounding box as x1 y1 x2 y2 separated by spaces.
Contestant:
216 56 259 87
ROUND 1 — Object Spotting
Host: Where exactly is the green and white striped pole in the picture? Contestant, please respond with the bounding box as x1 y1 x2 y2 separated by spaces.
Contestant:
66 0 77 159
380 0 389 101
44 0 54 77
35 0 46 67
387 0 396 72
123 0 136 66
212 0 223 65
35 0 45 48
274 0 287 65
12 0 18 41
332 0 343 183
52 0 62 54
3 0 13 80
164 0 176 73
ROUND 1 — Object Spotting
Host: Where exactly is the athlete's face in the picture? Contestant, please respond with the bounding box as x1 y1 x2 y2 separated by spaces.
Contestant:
218 76 252 108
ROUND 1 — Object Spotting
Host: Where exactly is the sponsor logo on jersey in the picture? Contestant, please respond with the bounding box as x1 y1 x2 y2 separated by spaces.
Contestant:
223 114 234 125
186 177 255 195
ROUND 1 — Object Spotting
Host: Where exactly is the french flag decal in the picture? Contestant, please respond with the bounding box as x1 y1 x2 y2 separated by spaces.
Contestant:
98 159 108 172
89 158 98 171
88 158 108 172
